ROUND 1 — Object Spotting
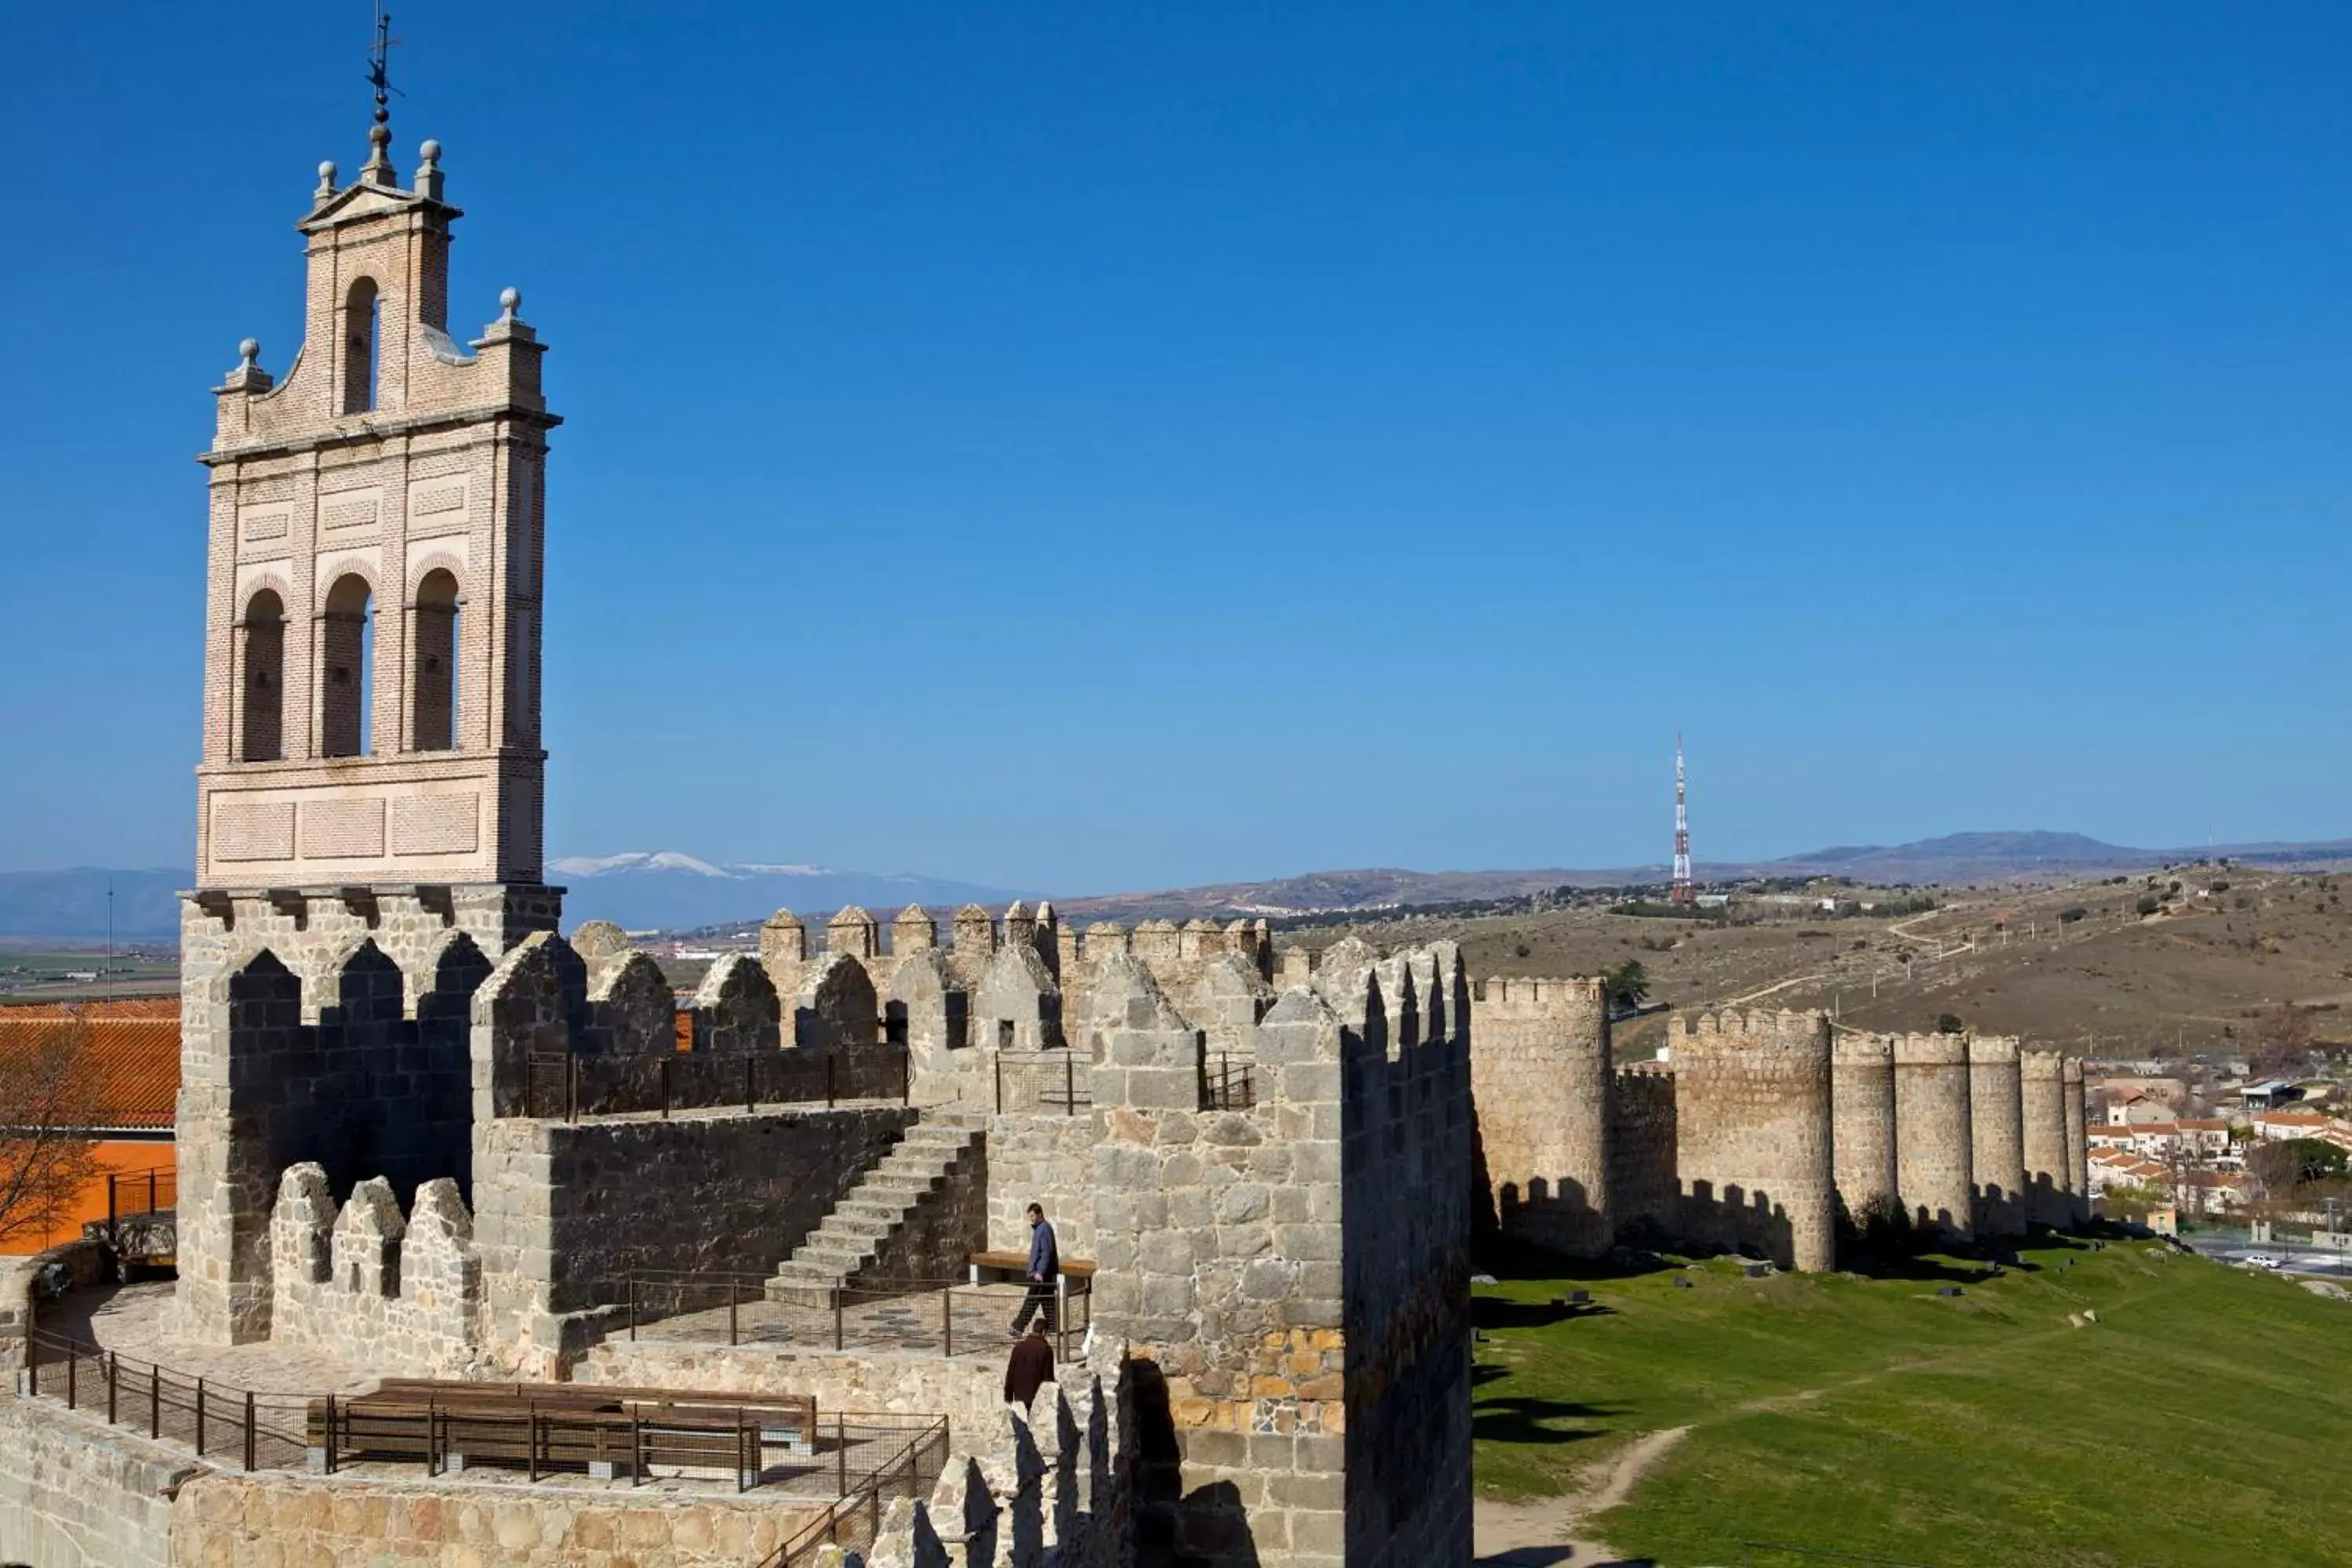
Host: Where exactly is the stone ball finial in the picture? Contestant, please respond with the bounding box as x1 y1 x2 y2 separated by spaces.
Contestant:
499 286 521 317
370 122 390 147
419 138 442 164
238 338 260 365
318 160 337 182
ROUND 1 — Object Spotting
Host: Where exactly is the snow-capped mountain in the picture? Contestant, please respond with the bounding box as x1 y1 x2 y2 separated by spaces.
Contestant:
546 852 1033 933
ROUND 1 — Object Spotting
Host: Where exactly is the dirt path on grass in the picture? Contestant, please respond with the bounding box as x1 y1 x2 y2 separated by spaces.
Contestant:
1475 1425 1689 1566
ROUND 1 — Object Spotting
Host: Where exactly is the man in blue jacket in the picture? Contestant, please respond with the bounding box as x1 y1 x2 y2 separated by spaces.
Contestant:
1010 1202 1059 1337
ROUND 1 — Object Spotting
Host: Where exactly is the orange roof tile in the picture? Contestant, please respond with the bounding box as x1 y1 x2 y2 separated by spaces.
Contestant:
0 1014 178 1131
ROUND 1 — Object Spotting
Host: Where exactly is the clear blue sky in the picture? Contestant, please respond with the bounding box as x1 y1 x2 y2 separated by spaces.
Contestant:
3 3 2346 893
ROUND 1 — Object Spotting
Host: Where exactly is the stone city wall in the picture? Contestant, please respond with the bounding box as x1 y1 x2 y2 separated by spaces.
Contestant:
1893 1033 1974 1239
2020 1049 2072 1227
1831 1030 1899 1224
1339 947 1475 1568
269 1166 485 1377
987 1111 1102 1258
1606 1062 1681 1238
1469 976 1613 1257
471 1102 915 1368
2063 1058 2089 1223
0 1395 190 1568
1085 958 1355 1568
1670 1009 1837 1272
1969 1035 2027 1238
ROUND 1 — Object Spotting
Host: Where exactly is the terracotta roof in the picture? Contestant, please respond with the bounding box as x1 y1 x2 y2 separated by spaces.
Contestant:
2179 1119 2228 1130
0 1014 179 1131
2257 1111 2332 1127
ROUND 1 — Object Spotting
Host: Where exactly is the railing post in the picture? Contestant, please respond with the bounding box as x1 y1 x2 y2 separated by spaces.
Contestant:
194 1377 205 1455
24 1328 34 1398
568 1051 580 1123
729 1279 740 1347
833 1288 844 1352
244 1390 256 1471
106 1352 118 1424
995 1051 1004 1114
528 1405 540 1483
746 1053 756 1114
837 1412 848 1497
149 1363 160 1439
628 1274 637 1341
108 1173 119 1228
148 1168 158 1215
631 1412 642 1487
660 1055 673 1119
324 1393 337 1474
942 1287 953 1359
827 1054 837 1109
1065 1054 1075 1115
67 1341 76 1409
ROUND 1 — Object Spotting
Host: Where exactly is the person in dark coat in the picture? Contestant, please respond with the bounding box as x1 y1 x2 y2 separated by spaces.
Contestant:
1004 1319 1056 1408
1009 1202 1059 1335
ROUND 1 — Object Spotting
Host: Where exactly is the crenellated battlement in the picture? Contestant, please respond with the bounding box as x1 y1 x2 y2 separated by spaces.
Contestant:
269 1163 485 1374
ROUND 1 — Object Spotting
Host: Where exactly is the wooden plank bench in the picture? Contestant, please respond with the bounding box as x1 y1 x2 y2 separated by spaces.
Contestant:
306 1382 820 1480
968 1250 1095 1331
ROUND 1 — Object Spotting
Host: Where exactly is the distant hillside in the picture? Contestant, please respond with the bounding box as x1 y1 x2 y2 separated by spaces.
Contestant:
9 830 2348 938
0 869 188 941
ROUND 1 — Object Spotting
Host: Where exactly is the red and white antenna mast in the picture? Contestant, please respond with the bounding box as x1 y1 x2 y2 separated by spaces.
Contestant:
1670 732 1694 906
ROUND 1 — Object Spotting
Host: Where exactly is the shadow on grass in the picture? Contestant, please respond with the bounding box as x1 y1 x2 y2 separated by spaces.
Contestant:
1477 1551 1657 1567
1477 1236 1685 1285
1471 1388 1620 1448
1475 1296 1617 1332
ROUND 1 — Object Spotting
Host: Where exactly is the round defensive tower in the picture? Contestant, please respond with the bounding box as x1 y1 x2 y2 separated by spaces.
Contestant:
1893 1032 1974 1240
1831 1030 1899 1226
1672 1008 1836 1272
2063 1058 2089 1222
1969 1035 2027 1237
2020 1049 2070 1227
1469 977 1613 1256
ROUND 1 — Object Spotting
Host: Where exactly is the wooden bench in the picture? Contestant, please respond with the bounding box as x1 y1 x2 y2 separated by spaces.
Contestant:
306 1380 820 1481
968 1250 1096 1329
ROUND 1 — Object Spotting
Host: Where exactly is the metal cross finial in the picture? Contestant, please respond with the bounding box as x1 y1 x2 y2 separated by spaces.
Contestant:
368 2 402 126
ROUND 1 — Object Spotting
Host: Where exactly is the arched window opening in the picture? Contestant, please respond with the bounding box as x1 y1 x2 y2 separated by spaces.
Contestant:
320 574 375 757
411 568 461 750
239 588 285 762
341 277 380 416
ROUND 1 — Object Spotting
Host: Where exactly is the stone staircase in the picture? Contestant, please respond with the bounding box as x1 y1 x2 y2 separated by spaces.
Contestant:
765 1116 986 1309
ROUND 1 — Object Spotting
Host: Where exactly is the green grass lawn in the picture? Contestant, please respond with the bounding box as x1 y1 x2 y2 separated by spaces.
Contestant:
1474 1235 2352 1566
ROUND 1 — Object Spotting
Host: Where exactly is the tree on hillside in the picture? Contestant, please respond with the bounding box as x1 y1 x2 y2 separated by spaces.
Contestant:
0 1016 103 1249
1603 959 1650 1013
2248 1136 2348 1195
1936 1013 1965 1035
2245 1004 2316 1080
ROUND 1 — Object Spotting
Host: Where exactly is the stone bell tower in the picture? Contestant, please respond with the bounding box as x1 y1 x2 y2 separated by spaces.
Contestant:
194 118 557 898
176 93 563 1344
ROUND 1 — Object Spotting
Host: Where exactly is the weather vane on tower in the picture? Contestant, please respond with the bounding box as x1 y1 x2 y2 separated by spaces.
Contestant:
361 2 402 179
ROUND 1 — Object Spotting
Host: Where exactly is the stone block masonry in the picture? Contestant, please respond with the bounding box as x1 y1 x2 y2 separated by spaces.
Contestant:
1471 976 1613 1257
2021 1049 2072 1227
1671 1009 1837 1272
1894 1032 1975 1240
1832 1031 1899 1224
1606 1062 1680 1237
472 1103 914 1373
2064 1058 2089 1224
1969 1035 2027 1237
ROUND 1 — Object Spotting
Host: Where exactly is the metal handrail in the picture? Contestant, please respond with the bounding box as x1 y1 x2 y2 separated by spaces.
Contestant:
761 1416 953 1567
618 1270 1092 1362
520 1044 912 1121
